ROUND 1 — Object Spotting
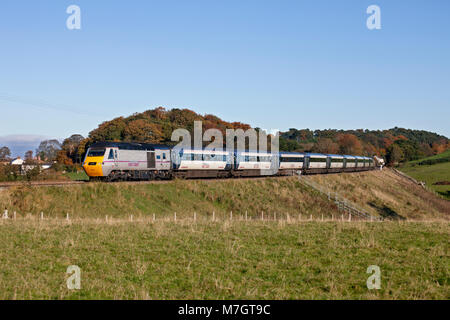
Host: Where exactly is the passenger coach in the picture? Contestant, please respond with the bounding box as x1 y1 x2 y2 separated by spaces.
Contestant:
82 142 376 181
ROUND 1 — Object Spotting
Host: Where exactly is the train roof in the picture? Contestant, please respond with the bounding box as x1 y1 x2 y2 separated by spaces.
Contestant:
279 152 305 156
327 154 344 158
89 142 171 151
306 153 328 157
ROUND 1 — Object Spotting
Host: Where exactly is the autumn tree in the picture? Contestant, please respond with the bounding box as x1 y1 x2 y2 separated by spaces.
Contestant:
123 119 163 143
61 134 84 163
336 134 363 155
312 138 339 154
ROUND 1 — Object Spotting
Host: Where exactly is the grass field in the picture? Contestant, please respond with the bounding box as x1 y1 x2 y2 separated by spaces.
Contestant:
0 219 448 300
399 151 450 200
0 171 448 300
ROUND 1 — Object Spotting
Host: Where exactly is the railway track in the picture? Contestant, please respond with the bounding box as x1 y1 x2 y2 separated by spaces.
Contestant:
0 170 375 189
0 180 88 188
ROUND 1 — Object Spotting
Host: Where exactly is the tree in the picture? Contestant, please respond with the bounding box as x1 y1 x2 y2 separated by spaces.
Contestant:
386 144 404 165
313 138 339 154
24 150 33 162
122 119 163 143
336 134 363 155
56 150 73 166
36 139 62 161
61 134 84 163
0 146 11 160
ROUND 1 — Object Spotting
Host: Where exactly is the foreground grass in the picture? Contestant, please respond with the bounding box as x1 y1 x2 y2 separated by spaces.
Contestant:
0 220 448 299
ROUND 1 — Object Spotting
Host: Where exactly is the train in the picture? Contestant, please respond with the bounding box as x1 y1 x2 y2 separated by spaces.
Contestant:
82 142 376 181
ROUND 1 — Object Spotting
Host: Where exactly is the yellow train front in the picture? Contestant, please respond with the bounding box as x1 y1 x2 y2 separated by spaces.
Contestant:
82 142 172 181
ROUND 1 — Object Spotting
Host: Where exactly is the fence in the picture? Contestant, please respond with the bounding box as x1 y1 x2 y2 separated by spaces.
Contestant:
297 175 382 221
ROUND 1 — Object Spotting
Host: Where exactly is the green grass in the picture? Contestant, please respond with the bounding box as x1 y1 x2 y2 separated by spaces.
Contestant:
400 151 450 199
65 171 89 181
0 220 447 299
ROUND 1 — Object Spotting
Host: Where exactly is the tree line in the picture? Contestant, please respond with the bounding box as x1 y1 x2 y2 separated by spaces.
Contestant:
1 107 448 168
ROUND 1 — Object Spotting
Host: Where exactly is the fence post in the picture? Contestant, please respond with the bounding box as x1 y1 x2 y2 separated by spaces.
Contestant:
245 211 247 221
66 213 69 221
261 211 264 221
153 213 155 221
40 212 43 220
130 215 133 222
212 211 215 222
274 212 277 221
348 214 351 222
13 211 16 220
230 211 232 221
321 214 324 222
194 212 196 221
174 212 177 222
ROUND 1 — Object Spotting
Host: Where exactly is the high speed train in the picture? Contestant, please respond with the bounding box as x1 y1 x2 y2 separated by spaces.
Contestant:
82 142 376 181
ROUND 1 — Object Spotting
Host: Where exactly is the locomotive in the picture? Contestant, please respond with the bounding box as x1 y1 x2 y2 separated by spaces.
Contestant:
82 142 375 181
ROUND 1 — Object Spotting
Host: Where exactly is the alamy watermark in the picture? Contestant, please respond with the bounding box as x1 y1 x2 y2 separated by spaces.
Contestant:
366 265 381 289
66 265 81 290
367 5 381 30
66 5 81 30
171 121 280 175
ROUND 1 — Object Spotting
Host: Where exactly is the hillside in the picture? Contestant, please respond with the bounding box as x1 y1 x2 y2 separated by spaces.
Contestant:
398 150 450 199
74 107 449 165
0 170 448 221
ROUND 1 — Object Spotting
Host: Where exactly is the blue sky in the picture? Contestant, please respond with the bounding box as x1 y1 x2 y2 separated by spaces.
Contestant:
0 0 449 143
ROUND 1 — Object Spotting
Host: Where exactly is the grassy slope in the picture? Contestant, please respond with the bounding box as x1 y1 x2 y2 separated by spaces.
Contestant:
399 150 450 199
0 171 448 221
307 169 449 220
0 220 448 300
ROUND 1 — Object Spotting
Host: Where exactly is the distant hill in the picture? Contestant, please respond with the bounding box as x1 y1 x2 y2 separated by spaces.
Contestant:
84 107 449 162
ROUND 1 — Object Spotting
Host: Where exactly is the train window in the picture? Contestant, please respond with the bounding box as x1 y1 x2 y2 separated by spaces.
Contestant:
331 158 344 163
194 154 202 161
88 149 105 157
156 155 161 160
281 157 303 162
310 157 327 162
162 153 166 160
223 155 227 162
203 154 211 161
108 150 114 160
245 155 249 162
181 153 192 161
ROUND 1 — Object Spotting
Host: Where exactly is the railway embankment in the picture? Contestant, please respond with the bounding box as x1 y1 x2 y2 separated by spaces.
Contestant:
0 169 448 220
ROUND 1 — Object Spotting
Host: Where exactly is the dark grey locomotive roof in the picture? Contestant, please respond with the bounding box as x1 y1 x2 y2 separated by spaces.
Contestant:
90 142 171 151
